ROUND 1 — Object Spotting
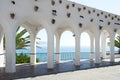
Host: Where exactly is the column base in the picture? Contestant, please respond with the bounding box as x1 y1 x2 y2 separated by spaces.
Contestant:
110 61 115 65
30 63 36 65
47 68 54 71
56 53 60 64
75 62 80 66
47 63 54 69
110 61 115 63
95 63 100 67
110 59 115 63
5 67 16 73
30 54 36 65
75 64 80 67
56 61 60 64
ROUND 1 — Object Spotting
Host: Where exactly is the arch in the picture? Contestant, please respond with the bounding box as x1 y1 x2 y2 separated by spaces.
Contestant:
16 15 52 35
116 29 120 35
54 20 78 35
100 27 112 36
60 30 75 62
36 29 48 62
15 26 30 51
100 29 110 60
81 23 97 35
114 29 120 61
15 15 54 66
54 21 77 63
0 23 5 67
80 31 93 60
80 24 98 61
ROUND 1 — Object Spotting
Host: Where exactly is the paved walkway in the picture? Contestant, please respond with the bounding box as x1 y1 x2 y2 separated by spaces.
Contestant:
23 65 120 80
0 59 120 80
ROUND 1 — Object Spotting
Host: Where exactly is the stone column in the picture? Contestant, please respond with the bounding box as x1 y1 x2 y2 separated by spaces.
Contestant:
75 34 80 66
56 35 60 64
0 32 4 54
101 33 107 59
110 33 115 62
5 28 16 73
30 33 36 65
90 35 94 60
95 33 101 63
47 33 54 69
0 32 4 67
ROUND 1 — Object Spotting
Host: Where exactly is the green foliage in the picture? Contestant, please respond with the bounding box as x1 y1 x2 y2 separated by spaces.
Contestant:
114 36 120 49
3 27 41 63
16 53 39 64
108 36 120 54
115 36 120 54
16 27 41 49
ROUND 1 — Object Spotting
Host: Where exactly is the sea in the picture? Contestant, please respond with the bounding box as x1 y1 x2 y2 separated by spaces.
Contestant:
16 46 118 62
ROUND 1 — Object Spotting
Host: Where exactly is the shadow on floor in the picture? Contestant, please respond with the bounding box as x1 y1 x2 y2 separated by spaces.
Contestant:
0 60 120 80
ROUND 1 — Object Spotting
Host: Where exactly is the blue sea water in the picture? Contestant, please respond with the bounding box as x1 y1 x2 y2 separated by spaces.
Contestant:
16 46 118 62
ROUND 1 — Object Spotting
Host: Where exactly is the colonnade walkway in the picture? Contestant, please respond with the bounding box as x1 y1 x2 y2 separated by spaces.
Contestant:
0 59 120 80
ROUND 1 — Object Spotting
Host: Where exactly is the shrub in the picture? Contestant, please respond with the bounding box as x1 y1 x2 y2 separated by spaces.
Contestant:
16 53 39 64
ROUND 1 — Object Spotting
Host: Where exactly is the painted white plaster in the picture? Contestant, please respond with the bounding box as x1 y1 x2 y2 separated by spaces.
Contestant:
0 0 120 73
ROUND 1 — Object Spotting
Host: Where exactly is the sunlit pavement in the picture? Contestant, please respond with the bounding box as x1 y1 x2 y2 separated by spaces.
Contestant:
0 59 120 80
18 65 120 80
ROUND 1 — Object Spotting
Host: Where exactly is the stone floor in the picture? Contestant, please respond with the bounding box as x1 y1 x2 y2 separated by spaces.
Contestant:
0 59 120 80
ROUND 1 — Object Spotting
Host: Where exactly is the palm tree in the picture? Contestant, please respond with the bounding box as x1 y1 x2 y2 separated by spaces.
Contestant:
16 27 30 49
114 36 120 54
16 27 41 63
4 27 41 50
16 27 41 49
4 27 40 63
108 36 120 54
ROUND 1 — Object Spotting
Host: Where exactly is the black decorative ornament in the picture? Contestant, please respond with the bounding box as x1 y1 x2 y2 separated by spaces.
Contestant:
99 26 102 30
79 23 82 28
51 19 55 24
10 13 15 19
34 6 39 12
11 1 15 5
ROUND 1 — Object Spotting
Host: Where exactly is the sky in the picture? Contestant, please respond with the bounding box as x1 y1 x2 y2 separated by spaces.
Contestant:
70 0 120 15
37 0 120 47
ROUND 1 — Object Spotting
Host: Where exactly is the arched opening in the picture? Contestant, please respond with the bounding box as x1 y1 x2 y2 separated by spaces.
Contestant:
36 29 48 62
80 32 91 60
16 26 31 64
115 34 119 53
60 31 75 61
114 30 120 61
100 30 110 61
0 25 5 67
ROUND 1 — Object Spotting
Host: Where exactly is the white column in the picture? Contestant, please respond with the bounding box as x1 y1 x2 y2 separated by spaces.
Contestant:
0 32 4 54
110 34 115 62
95 33 101 63
47 33 54 69
75 34 80 66
56 35 60 64
30 33 36 65
101 34 107 59
0 32 4 67
5 28 16 73
90 36 94 60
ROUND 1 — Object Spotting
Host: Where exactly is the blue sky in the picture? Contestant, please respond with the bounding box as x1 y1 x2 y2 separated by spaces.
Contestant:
70 0 120 15
37 0 120 47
